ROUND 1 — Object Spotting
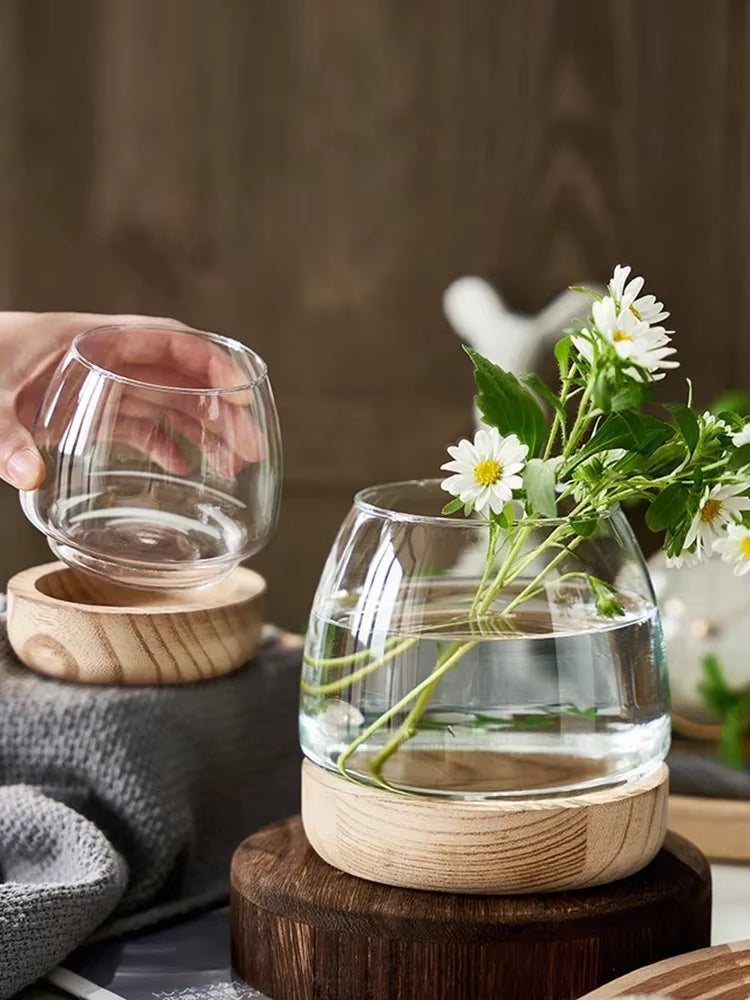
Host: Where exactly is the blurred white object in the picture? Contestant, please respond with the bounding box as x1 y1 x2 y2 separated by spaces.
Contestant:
649 550 750 719
443 274 592 382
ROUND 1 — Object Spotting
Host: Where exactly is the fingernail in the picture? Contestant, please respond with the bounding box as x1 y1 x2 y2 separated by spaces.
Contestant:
7 448 44 490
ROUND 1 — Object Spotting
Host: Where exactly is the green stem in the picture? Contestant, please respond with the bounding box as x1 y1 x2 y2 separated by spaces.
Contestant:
301 637 419 695
563 380 595 459
366 640 462 785
303 634 403 670
470 521 501 616
337 638 479 781
542 361 579 459
358 523 584 785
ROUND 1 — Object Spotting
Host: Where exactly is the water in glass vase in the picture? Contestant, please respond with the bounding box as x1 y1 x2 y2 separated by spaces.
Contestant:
300 583 671 800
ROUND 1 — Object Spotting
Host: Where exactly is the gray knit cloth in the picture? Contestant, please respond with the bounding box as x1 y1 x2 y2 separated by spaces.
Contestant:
0 601 301 999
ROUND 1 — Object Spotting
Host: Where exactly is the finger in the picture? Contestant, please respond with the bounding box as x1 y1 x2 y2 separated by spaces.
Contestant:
118 387 261 466
0 394 45 490
107 419 192 476
115 398 244 477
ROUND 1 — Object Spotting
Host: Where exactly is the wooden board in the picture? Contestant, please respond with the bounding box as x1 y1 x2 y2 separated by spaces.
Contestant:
7 561 265 684
0 2 748 632
230 817 711 1000
669 793 750 862
579 940 750 998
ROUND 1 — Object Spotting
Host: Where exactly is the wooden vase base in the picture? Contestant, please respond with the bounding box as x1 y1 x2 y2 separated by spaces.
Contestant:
230 817 711 1000
6 561 266 684
301 757 669 893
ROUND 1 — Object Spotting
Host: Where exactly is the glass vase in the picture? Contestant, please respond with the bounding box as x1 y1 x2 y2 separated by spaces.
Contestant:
300 480 670 799
21 323 281 589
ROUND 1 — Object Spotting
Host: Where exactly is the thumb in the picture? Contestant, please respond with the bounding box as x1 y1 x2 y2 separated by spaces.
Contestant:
0 395 45 490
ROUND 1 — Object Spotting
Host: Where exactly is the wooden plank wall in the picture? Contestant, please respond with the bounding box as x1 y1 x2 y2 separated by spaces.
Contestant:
0 0 747 628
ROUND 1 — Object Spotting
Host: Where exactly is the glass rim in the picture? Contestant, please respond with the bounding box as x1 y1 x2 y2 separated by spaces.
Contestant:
354 478 621 527
71 324 269 395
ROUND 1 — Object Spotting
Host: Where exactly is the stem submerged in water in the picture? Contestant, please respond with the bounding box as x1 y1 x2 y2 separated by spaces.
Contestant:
354 521 584 787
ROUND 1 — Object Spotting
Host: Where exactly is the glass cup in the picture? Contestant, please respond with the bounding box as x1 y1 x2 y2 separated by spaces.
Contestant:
300 480 670 799
21 324 281 589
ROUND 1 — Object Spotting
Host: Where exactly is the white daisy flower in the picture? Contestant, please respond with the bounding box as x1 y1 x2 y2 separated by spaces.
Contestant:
609 264 669 326
713 522 750 576
684 482 750 559
574 296 678 381
441 427 528 515
732 422 750 447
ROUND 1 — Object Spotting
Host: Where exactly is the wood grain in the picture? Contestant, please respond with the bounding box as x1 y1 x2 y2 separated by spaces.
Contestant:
0 1 746 628
579 940 750 999
6 561 265 684
230 817 711 1000
669 793 750 862
301 758 668 893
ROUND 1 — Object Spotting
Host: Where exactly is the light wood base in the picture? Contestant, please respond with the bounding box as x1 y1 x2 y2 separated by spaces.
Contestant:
230 817 710 1000
669 793 750 862
579 941 750 998
301 757 669 893
7 561 265 684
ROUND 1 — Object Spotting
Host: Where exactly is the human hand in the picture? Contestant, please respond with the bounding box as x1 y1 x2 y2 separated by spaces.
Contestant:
0 312 258 490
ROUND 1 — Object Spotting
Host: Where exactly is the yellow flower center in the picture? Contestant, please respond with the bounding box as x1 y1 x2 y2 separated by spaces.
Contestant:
700 498 723 523
741 536 750 559
474 458 503 486
629 305 642 321
612 329 633 343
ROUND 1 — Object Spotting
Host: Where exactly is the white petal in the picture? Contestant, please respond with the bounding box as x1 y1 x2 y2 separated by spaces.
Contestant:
441 473 466 491
473 427 492 453
716 482 750 500
440 458 465 473
592 296 617 332
609 264 630 300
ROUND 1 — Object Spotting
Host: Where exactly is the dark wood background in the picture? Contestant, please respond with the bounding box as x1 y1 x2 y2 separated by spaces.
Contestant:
0 0 747 628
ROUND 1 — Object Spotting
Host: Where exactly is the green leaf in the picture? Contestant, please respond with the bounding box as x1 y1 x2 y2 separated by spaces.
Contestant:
464 348 548 456
697 654 736 715
710 389 750 418
441 497 463 515
522 458 558 517
520 372 566 422
571 516 597 537
554 335 572 377
490 503 515 530
720 702 747 769
569 285 604 302
666 404 700 453
643 440 690 478
593 369 612 412
608 380 653 413
716 410 745 431
566 412 672 472
729 443 750 470
645 482 690 532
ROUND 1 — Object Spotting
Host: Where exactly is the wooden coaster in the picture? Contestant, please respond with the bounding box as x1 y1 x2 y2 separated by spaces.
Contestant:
230 818 711 1000
301 757 669 893
6 561 265 684
579 940 750 998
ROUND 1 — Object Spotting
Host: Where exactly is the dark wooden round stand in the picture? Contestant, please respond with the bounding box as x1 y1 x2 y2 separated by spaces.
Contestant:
230 817 712 1000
